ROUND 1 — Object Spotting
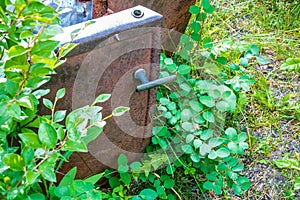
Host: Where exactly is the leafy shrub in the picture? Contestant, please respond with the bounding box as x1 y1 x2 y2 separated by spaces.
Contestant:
0 1 128 199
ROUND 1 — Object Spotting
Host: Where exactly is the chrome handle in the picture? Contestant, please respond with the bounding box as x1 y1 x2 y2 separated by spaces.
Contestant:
134 69 177 92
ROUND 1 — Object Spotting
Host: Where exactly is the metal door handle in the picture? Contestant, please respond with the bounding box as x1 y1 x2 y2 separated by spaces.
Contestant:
134 69 177 92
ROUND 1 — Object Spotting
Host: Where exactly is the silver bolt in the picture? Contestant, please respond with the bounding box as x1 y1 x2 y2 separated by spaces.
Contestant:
114 34 121 41
131 9 144 18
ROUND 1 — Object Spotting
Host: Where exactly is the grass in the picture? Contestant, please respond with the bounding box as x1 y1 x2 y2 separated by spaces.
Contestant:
175 0 300 199
209 0 300 59
207 0 300 199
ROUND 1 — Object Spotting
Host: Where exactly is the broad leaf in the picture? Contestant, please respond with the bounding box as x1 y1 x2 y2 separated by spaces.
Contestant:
38 122 58 148
3 153 25 171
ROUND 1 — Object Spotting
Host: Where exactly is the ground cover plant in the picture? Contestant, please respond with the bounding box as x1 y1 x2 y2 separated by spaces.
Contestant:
0 0 299 199
103 0 299 199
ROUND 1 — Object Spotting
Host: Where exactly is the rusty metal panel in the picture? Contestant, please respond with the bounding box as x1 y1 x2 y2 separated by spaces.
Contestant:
40 6 162 179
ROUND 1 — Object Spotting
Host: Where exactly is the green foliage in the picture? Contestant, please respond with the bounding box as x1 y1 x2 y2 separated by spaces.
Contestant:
0 1 129 199
280 58 300 72
103 0 256 198
273 155 300 192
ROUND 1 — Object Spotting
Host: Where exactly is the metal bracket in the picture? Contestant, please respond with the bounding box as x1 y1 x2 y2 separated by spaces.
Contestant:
134 69 176 92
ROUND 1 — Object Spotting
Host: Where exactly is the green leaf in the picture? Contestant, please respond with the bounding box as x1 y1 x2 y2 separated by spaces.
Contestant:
181 144 194 154
225 127 237 140
70 28 81 38
250 45 259 55
120 172 131 185
216 147 230 158
239 57 248 66
232 164 244 172
140 189 158 200
228 62 240 70
202 111 215 123
62 140 88 152
181 122 194 132
200 96 215 107
193 139 202 148
178 64 191 75
54 110 67 123
29 193 46 200
208 137 223 148
218 163 227 171
203 37 213 48
26 170 40 184
59 167 77 186
19 132 42 148
228 158 239 167
54 186 71 197
17 96 34 110
237 176 250 190
273 159 299 169
112 106 130 116
159 97 170 105
82 126 103 145
130 162 142 171
156 185 165 195
118 153 129 172
280 58 300 72
109 176 120 188
164 179 175 189
6 79 19 97
84 172 104 184
216 57 227 65
164 58 173 65
191 21 201 33
8 45 28 58
208 150 217 159
58 43 78 58
57 127 65 141
153 126 168 137
38 122 58 148
181 108 193 122
118 153 128 166
256 56 269 65
189 5 200 14
72 180 94 196
233 183 242 194
200 129 213 140
166 102 176 111
238 132 247 142
39 153 58 182
186 134 194 143
22 146 34 165
56 88 66 99
32 40 60 53
42 25 64 38
43 98 53 110
94 93 111 103
189 100 203 112
7 103 21 119
202 0 211 9
190 153 201 163
227 171 238 180
180 83 192 93
203 181 214 190
206 172 218 181
213 184 222 195
199 143 211 156
3 153 25 171
228 142 238 153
